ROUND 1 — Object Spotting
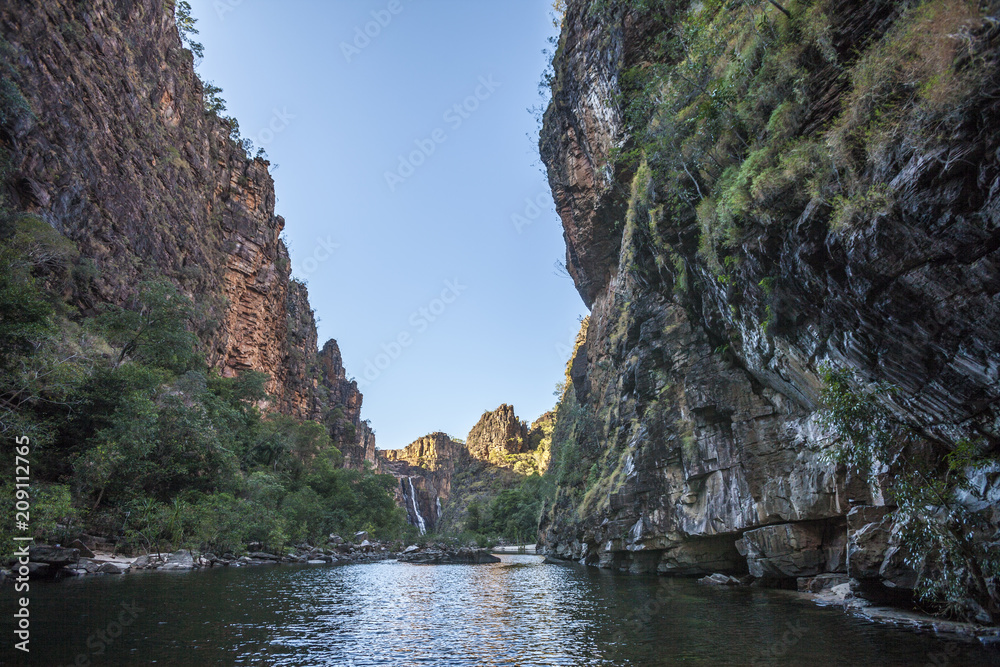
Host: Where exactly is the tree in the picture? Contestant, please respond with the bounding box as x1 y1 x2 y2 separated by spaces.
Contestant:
97 279 200 373
466 501 482 533
0 248 52 367
820 366 1000 622
174 0 204 62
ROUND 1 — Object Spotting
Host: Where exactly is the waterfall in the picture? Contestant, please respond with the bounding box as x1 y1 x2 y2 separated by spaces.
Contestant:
408 477 427 535
629 517 644 543
435 496 442 522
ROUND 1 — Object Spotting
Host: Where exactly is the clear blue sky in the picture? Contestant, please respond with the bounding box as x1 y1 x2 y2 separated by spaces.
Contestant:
187 0 588 449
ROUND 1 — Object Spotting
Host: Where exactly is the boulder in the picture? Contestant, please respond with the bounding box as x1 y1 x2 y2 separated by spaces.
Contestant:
739 523 826 578
96 562 128 574
699 573 742 586
847 506 894 578
878 525 918 590
816 582 855 605
397 547 500 565
68 539 96 559
28 545 79 567
403 544 420 554
77 558 102 574
797 573 851 593
328 535 345 545
161 550 194 571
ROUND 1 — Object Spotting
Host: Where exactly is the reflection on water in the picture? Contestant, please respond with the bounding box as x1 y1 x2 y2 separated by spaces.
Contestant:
2 555 998 666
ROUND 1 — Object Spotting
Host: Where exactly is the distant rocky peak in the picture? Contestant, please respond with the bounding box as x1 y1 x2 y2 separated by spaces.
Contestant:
465 404 531 465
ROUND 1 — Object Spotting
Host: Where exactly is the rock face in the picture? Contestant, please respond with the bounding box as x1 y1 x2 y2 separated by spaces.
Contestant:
378 433 467 535
466 404 530 464
538 0 1000 589
382 432 470 475
28 545 79 567
539 3 667 308
378 407 551 535
0 0 375 459
739 521 847 579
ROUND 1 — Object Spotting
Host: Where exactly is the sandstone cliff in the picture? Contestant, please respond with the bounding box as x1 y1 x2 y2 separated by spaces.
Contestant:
378 432 465 534
378 406 552 535
0 0 375 462
466 404 530 465
539 0 1000 600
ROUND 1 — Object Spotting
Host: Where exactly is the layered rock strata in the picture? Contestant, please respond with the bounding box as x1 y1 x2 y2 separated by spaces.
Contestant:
0 0 375 461
538 0 1000 593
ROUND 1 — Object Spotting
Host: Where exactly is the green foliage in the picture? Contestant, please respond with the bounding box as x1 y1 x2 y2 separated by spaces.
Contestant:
0 250 405 556
468 475 548 544
819 365 1000 622
829 183 893 230
202 82 227 115
577 0 991 293
465 500 483 533
96 279 201 373
173 0 204 62
818 367 900 481
32 484 77 540
0 247 54 367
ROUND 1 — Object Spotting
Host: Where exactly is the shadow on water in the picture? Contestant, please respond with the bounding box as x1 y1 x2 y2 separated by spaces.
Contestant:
2 555 998 666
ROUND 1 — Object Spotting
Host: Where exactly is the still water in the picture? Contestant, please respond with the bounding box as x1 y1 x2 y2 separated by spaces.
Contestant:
2 555 998 666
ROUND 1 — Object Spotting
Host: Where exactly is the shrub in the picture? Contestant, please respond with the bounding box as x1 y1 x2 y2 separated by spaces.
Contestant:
819 366 1000 622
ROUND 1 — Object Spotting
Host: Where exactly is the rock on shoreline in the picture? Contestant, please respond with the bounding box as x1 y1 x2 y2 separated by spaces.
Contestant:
397 546 500 565
3 536 400 581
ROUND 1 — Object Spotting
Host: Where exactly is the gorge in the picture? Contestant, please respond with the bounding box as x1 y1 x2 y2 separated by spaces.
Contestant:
1 0 1000 664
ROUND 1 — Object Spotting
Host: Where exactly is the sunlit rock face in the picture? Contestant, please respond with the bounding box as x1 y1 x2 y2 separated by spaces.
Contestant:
465 404 530 464
0 0 376 461
378 433 466 534
378 408 552 534
538 0 1000 584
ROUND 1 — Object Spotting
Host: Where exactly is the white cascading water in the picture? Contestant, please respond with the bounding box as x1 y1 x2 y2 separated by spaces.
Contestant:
435 496 442 522
408 477 427 535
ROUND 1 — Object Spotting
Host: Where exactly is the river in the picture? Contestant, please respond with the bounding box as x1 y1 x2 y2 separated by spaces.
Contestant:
2 555 998 665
